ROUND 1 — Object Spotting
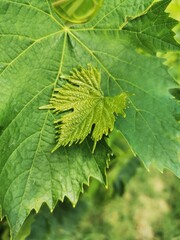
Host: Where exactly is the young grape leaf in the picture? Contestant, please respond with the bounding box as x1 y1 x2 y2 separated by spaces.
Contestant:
41 65 128 153
0 0 179 239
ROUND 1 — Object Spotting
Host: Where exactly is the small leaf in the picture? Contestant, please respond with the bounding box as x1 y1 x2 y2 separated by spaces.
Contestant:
41 65 128 152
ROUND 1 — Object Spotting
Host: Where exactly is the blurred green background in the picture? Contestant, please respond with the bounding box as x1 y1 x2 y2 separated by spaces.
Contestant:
0 1 180 239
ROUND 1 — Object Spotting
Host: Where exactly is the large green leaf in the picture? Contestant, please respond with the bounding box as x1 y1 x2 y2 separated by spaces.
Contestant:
0 0 179 238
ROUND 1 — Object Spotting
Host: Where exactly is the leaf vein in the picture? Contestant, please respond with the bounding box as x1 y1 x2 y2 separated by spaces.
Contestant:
4 0 63 28
0 31 63 77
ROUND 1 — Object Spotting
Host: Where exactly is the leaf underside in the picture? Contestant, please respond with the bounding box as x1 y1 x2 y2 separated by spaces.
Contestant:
41 65 128 152
0 0 179 238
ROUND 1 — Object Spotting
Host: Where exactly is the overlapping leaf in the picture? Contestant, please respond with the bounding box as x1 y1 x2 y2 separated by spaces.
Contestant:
122 0 180 54
0 0 179 238
41 65 128 152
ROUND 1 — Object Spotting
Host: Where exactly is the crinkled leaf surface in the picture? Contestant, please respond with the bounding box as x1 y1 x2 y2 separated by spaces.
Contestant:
43 65 128 152
0 0 180 238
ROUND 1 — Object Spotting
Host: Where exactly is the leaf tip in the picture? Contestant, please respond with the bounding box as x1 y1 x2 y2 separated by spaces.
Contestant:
39 105 51 110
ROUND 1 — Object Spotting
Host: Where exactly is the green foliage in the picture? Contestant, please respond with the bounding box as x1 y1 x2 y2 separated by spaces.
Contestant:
24 169 180 240
41 65 128 152
0 0 179 238
122 0 180 54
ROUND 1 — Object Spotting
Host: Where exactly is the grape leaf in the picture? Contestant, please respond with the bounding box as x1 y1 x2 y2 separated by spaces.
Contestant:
0 0 179 238
121 0 180 54
41 65 128 152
